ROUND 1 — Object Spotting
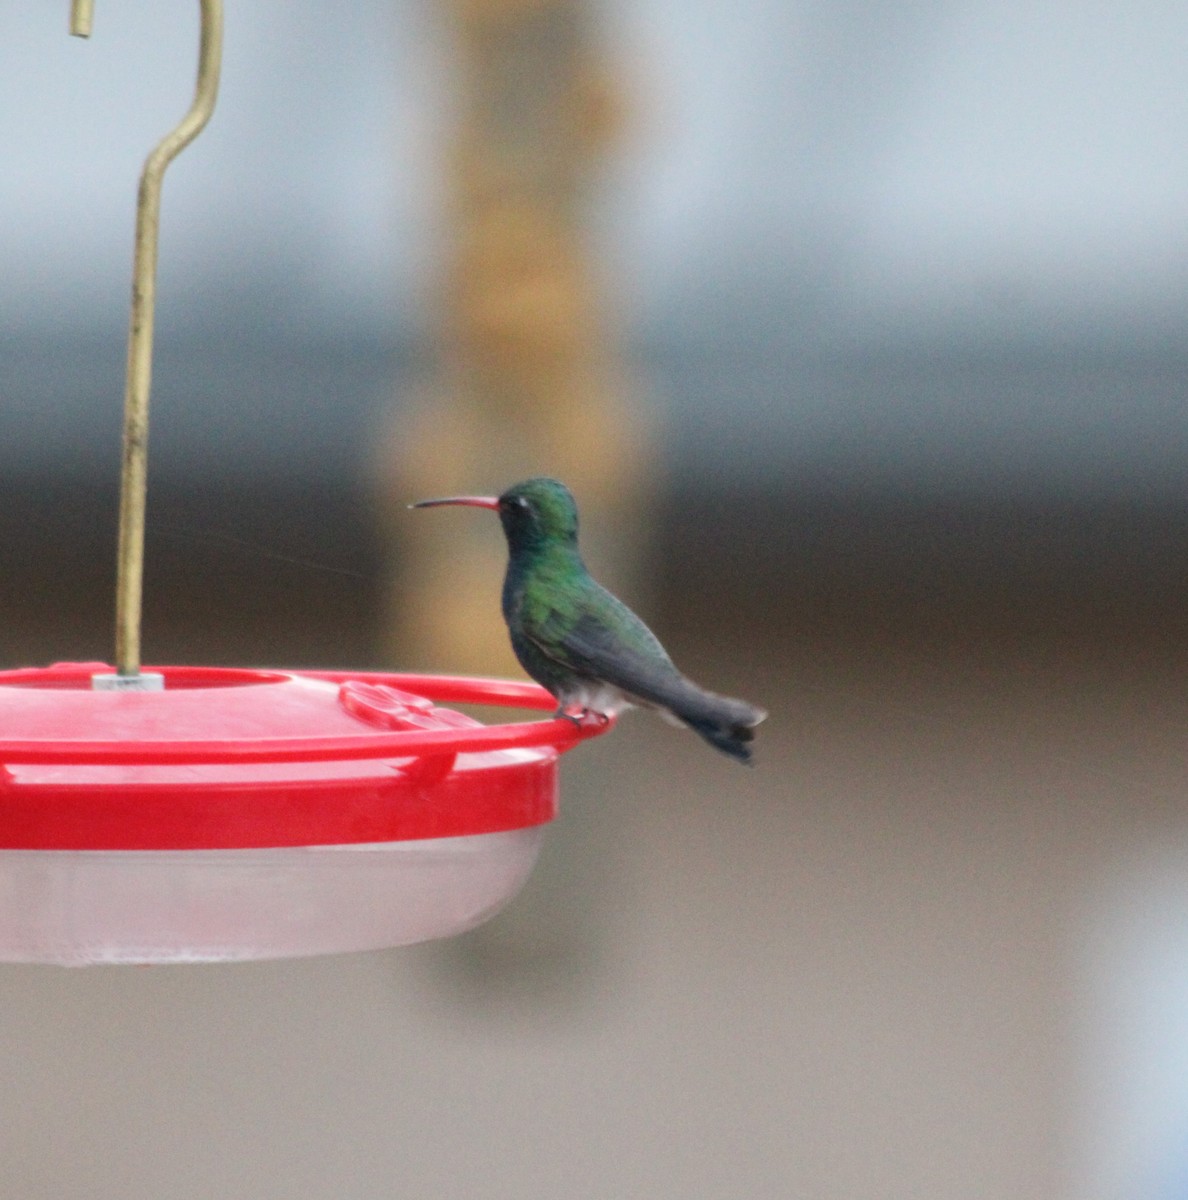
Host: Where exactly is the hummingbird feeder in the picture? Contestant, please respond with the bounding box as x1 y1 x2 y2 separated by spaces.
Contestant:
0 0 609 966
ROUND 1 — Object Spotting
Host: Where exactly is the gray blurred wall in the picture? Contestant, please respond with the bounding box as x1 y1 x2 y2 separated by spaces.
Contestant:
2 1 1188 491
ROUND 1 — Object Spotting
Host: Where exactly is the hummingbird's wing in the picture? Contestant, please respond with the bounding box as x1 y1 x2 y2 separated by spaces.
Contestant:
522 589 766 762
522 583 678 700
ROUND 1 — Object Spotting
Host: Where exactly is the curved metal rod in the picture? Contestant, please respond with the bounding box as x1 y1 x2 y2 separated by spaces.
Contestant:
73 0 224 678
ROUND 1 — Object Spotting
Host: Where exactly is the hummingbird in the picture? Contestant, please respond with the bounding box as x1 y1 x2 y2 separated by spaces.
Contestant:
411 477 767 763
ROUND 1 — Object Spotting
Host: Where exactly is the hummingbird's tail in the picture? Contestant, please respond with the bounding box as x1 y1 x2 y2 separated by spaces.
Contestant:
661 684 767 765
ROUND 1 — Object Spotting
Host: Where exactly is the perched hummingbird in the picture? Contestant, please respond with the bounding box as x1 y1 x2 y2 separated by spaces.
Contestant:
412 477 767 763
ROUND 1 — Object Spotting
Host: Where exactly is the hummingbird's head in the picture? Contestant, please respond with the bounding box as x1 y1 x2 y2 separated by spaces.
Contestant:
496 478 579 549
411 476 580 553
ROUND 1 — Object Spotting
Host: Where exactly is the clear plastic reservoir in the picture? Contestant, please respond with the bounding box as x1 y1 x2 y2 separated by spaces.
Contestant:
0 829 544 965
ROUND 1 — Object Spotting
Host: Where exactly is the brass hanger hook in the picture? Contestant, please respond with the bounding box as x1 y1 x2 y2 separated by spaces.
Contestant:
72 0 224 680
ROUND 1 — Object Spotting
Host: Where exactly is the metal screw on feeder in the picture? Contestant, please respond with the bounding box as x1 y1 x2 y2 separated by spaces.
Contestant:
0 2 614 966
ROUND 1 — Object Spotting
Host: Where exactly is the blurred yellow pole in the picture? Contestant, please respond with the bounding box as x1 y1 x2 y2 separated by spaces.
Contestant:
384 0 653 675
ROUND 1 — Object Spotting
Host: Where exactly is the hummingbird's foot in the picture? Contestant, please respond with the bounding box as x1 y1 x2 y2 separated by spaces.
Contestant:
554 705 610 729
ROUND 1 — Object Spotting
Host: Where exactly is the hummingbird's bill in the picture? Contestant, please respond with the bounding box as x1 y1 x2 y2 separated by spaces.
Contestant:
409 495 501 510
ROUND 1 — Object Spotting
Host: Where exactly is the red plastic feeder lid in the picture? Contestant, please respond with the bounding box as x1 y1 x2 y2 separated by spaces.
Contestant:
0 664 609 851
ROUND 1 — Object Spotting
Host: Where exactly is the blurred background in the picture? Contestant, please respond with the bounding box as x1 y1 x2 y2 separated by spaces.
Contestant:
3 0 1188 1195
